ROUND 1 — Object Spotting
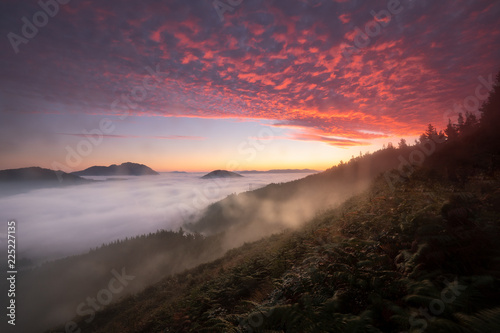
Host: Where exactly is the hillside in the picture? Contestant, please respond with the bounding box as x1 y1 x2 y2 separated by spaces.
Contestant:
46 71 500 332
11 147 414 332
187 145 422 247
11 230 227 333
4 150 410 332
72 162 159 176
51 155 500 333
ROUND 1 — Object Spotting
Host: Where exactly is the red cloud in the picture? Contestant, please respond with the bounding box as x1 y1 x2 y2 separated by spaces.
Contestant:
5 1 499 148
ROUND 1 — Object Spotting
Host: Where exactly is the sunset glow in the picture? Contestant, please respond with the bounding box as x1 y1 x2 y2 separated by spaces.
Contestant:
1 0 499 171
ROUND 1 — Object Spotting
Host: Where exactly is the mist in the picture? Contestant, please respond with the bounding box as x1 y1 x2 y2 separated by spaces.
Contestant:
0 172 314 263
1 171 322 333
0 148 401 333
185 149 406 252
190 173 373 251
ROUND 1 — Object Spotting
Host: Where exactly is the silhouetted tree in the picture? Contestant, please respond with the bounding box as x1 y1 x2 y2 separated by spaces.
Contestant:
398 138 408 149
425 124 438 138
437 130 446 142
457 113 465 132
460 111 479 136
445 119 459 141
420 124 438 142
479 71 500 142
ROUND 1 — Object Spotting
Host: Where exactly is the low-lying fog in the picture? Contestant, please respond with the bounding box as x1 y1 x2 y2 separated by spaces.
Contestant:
0 172 314 263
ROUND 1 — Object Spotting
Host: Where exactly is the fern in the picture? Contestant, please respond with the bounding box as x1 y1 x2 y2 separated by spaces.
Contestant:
455 307 500 333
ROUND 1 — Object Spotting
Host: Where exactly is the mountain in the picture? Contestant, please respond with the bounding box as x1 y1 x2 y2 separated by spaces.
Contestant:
0 167 90 196
239 168 318 174
72 162 159 176
201 169 243 179
0 166 85 182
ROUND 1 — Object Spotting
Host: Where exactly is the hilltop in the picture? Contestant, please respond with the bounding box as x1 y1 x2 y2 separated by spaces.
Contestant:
201 170 243 179
72 162 159 176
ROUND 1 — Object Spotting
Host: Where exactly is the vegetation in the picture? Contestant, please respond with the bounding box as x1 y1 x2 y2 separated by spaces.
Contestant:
45 71 500 332
11 228 227 332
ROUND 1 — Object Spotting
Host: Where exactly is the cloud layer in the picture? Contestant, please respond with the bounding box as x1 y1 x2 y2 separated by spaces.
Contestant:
1 0 499 147
0 172 312 261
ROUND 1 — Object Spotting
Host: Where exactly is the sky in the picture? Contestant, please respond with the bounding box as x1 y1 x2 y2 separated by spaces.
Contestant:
1 0 499 172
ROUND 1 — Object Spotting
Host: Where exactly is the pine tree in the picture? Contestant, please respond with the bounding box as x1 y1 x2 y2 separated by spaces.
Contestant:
445 119 459 141
457 113 465 133
460 111 479 136
421 124 438 142
398 138 408 149
479 71 500 141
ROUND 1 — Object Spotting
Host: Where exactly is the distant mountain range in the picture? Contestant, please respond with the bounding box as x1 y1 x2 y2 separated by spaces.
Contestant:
0 162 158 196
239 169 318 174
72 162 159 176
201 170 243 179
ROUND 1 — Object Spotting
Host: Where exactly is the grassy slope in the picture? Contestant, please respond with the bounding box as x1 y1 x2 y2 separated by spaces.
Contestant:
51 73 500 332
21 145 412 333
16 144 410 333
58 163 500 332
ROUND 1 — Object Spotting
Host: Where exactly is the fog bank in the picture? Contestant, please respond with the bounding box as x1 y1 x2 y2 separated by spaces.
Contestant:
0 172 313 262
